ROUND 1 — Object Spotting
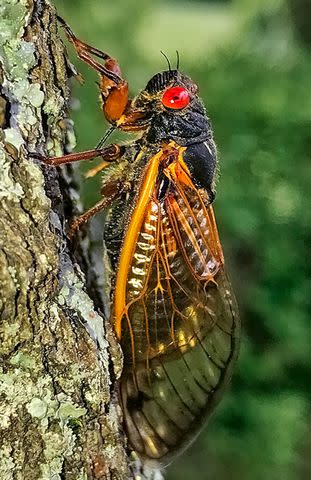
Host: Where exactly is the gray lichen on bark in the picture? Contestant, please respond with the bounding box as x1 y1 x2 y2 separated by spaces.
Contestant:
0 1 132 478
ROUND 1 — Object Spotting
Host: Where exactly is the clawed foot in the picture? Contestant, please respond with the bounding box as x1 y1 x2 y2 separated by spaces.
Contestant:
29 151 55 165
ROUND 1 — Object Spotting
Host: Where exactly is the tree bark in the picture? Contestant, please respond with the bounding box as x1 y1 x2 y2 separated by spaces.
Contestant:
0 1 162 479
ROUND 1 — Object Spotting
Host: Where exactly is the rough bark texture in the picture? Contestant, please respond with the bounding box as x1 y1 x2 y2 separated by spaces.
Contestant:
0 1 157 479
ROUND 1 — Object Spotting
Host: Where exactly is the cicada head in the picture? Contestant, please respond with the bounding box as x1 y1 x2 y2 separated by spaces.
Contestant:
133 69 212 146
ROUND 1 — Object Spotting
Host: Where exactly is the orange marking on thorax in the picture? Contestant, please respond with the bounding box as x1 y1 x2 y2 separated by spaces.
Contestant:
165 147 192 188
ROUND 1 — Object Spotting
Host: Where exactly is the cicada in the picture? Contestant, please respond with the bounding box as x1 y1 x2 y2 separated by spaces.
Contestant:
42 17 240 468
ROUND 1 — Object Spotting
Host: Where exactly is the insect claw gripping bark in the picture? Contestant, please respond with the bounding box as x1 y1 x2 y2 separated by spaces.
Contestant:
38 16 240 469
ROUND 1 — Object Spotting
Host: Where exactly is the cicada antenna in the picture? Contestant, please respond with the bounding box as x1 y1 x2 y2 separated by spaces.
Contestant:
160 50 171 72
176 50 180 70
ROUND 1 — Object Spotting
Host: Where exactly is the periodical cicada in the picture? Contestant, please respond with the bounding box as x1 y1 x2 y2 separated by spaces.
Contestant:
39 16 240 469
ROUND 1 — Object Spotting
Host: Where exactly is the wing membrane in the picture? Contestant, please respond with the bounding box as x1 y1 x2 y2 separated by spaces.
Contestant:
115 146 240 465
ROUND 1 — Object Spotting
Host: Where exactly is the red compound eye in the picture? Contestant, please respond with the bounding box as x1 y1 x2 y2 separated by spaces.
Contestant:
162 86 190 110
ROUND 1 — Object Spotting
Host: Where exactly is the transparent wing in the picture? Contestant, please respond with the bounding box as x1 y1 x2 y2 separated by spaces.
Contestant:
115 149 240 465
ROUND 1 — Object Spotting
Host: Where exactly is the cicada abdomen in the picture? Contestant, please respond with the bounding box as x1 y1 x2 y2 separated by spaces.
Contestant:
113 143 239 466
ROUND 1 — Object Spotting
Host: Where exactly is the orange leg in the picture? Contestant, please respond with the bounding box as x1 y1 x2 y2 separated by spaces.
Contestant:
57 16 129 123
57 16 122 83
31 144 123 167
85 161 111 178
68 179 128 238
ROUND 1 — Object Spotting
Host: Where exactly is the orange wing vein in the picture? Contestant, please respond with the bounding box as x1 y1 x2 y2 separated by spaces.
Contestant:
113 144 240 465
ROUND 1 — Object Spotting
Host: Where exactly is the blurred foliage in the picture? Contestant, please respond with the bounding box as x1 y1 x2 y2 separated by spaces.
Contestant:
54 0 311 478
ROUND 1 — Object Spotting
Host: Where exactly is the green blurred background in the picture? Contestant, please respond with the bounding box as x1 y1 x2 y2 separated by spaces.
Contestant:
54 0 311 478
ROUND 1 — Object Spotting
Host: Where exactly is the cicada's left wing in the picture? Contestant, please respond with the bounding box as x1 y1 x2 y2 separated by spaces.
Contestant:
114 146 240 466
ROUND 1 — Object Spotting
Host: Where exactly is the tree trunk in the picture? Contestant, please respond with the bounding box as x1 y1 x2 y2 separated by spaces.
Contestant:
0 1 162 479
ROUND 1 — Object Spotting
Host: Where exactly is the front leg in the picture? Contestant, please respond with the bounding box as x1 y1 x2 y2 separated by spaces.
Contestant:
57 16 148 129
31 144 124 167
57 16 128 123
